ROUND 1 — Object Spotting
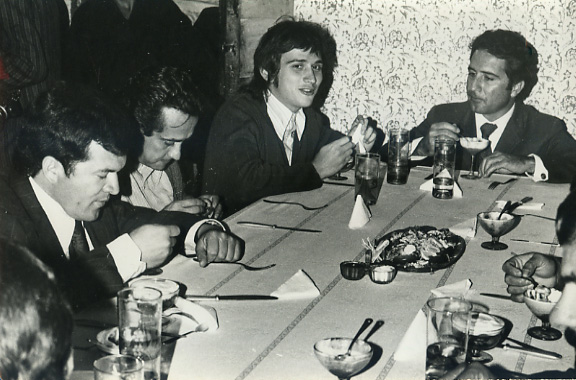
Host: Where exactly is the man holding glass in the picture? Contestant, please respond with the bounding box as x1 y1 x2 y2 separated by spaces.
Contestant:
408 29 576 183
203 19 377 215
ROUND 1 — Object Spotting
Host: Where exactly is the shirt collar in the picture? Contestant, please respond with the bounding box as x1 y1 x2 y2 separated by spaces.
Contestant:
29 177 76 256
475 103 515 149
265 91 306 140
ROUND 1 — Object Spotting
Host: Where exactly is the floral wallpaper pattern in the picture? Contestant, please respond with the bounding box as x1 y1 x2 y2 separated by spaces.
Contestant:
295 0 576 137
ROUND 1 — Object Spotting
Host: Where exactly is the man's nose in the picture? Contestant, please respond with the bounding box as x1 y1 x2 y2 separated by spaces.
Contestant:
104 173 120 195
168 143 182 161
469 76 482 93
304 67 317 83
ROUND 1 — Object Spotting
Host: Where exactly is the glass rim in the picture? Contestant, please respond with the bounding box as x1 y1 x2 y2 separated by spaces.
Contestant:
426 296 473 313
117 286 162 302
93 354 144 373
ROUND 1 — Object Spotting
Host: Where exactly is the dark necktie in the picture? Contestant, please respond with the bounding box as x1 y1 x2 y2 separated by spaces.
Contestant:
69 220 89 260
476 123 498 168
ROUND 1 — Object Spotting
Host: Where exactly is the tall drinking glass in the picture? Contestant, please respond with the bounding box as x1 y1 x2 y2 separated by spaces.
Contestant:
118 287 162 380
355 153 381 205
94 355 144 380
387 128 410 184
426 297 472 380
432 139 456 199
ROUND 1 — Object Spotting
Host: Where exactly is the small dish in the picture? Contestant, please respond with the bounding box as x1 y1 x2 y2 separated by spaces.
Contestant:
130 278 180 310
369 264 397 284
340 261 367 281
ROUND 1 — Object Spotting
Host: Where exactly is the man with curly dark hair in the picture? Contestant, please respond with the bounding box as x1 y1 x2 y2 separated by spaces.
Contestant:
203 19 377 215
406 29 576 183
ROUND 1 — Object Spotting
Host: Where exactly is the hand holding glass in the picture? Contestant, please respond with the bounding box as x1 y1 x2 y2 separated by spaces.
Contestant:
459 137 489 179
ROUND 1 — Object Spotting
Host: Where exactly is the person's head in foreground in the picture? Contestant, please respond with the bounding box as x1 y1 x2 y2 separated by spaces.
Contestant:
14 81 135 221
249 18 337 110
0 239 74 380
467 29 539 121
122 66 204 171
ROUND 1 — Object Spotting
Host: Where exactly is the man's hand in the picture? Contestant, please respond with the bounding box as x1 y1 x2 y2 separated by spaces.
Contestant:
129 224 180 268
360 121 378 152
194 230 243 267
414 122 460 156
164 198 209 215
312 136 354 179
502 252 558 302
198 194 223 219
479 152 535 177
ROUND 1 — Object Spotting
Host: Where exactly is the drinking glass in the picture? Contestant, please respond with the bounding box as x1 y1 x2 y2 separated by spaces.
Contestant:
93 354 144 380
387 127 410 184
477 211 520 250
314 337 373 380
355 153 381 205
465 312 506 363
459 137 489 179
432 139 456 199
426 297 472 380
524 288 563 341
118 287 162 380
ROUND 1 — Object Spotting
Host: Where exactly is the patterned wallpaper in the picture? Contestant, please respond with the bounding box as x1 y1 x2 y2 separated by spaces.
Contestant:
294 0 576 137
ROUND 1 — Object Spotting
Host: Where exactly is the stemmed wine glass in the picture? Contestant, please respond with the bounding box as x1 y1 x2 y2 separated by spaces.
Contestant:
459 137 489 179
466 312 506 363
524 287 563 341
477 211 520 250
314 337 373 380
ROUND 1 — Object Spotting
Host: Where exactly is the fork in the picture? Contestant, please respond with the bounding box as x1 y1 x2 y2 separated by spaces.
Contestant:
263 199 328 211
211 261 276 271
488 177 517 190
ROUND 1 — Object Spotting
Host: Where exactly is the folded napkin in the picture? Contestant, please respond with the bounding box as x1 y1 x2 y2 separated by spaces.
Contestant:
495 200 544 211
270 269 320 300
449 218 477 238
348 195 371 229
350 125 367 154
394 308 426 362
430 279 474 299
419 177 463 198
174 296 219 332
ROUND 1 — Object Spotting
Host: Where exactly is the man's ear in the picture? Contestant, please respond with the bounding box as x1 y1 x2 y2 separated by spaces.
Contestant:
259 68 269 82
41 156 66 183
511 80 525 99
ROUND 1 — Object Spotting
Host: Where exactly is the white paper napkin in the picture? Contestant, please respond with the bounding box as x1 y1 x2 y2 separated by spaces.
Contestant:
419 177 463 198
495 200 545 211
350 126 367 154
173 296 219 332
348 195 371 229
449 218 477 238
270 269 320 300
394 309 426 362
430 279 474 299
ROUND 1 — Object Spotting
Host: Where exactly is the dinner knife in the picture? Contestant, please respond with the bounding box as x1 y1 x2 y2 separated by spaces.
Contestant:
480 292 512 300
510 239 559 247
237 221 321 233
185 295 278 301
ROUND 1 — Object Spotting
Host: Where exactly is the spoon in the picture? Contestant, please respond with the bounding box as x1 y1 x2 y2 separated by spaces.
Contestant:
335 318 373 360
498 201 511 220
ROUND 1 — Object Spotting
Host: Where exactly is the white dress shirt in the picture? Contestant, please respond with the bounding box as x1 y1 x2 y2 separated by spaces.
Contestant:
266 91 306 165
29 177 146 281
122 164 174 211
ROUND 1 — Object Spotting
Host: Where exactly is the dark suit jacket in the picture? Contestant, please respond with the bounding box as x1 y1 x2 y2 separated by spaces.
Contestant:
407 101 576 183
0 174 201 310
202 93 343 215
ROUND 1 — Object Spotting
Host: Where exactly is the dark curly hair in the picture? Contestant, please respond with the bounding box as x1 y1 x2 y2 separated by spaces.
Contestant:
122 66 204 137
470 29 539 103
244 18 338 109
0 239 73 380
15 82 135 176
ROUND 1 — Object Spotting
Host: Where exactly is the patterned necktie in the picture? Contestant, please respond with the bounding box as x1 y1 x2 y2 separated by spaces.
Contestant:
69 220 89 260
283 113 297 164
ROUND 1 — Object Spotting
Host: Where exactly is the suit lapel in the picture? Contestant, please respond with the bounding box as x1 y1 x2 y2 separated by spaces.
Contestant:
13 177 67 259
494 104 524 153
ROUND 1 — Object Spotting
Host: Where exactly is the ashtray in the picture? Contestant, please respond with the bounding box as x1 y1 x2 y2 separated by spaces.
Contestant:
340 261 367 280
369 263 397 284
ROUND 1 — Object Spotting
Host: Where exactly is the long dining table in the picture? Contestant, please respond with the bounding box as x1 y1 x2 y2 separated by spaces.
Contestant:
73 166 575 379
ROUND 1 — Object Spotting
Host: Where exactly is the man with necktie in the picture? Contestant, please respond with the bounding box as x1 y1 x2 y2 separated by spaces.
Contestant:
406 29 576 183
0 82 243 310
203 19 377 215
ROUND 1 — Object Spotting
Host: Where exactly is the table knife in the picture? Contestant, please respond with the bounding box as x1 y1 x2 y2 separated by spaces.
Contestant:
499 343 562 360
185 295 279 301
480 292 511 300
510 239 559 247
237 221 321 233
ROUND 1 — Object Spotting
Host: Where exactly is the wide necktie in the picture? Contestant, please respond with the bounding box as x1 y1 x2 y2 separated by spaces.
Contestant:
477 122 498 166
69 220 89 260
283 114 297 164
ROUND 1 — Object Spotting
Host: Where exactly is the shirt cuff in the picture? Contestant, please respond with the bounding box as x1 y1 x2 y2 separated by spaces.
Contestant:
527 154 548 182
108 233 146 282
184 219 226 256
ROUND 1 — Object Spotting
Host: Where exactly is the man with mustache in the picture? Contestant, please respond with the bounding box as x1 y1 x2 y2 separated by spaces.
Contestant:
408 29 576 183
0 82 242 310
203 19 377 215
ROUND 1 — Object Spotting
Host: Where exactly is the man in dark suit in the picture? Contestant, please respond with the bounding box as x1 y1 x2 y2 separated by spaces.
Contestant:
407 29 576 183
118 66 223 218
1 82 242 309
